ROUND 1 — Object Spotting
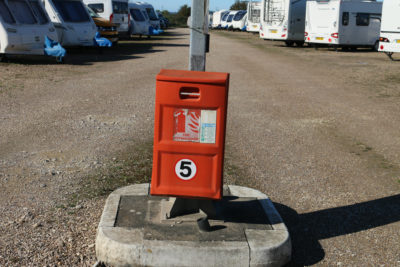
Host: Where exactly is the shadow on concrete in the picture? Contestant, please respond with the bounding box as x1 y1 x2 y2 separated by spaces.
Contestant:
276 194 400 266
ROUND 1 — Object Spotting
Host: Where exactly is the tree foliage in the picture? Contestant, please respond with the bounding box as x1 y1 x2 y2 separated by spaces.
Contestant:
160 5 191 27
230 0 248 10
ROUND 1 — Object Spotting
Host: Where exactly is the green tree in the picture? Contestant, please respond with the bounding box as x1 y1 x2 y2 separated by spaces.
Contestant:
162 5 191 27
230 0 248 10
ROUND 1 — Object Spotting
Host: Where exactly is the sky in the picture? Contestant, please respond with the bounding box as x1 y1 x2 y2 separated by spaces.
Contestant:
148 0 238 12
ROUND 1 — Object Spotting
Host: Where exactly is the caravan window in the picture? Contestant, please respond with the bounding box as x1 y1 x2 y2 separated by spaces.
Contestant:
0 0 16 24
250 9 260 23
356 13 369 26
142 10 149 20
146 8 158 20
88 3 104 13
233 11 246 21
53 0 91 22
342 12 349 26
221 12 229 21
29 0 49 24
227 14 234 23
112 1 128 14
130 9 145 22
8 0 37 24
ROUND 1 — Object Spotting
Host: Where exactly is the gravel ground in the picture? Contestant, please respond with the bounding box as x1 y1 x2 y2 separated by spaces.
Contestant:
0 28 399 266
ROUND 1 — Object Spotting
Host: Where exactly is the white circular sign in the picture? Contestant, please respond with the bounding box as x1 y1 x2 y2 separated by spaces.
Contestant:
175 159 197 181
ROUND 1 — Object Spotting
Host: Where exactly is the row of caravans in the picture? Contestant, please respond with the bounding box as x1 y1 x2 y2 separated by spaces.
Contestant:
258 0 400 58
0 0 161 61
212 10 248 31
212 0 400 59
259 0 382 49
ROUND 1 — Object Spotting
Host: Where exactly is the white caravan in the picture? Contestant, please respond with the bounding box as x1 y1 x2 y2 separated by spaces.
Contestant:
0 0 59 56
378 0 400 59
128 1 152 37
247 1 262 32
226 11 239 30
83 0 129 36
136 2 160 30
220 11 231 29
232 10 247 31
212 10 228 29
44 0 97 46
260 0 307 46
305 0 382 50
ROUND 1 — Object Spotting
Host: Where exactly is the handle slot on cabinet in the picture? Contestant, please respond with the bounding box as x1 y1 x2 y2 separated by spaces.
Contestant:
179 87 200 100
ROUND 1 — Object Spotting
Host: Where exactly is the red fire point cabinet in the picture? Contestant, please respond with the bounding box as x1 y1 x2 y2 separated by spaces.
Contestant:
150 69 230 200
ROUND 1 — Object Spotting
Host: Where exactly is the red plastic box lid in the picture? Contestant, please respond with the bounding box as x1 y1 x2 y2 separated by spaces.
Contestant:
157 69 229 85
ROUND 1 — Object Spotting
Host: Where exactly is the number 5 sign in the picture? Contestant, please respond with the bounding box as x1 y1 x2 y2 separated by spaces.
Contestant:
175 159 197 180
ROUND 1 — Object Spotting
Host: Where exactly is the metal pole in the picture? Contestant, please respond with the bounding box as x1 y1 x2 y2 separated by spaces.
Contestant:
189 0 209 71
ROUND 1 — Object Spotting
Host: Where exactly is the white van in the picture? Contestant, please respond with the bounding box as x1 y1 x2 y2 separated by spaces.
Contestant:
43 0 97 47
0 0 60 57
83 0 129 36
260 0 307 46
305 0 382 50
212 10 228 29
378 0 400 59
246 1 262 33
128 1 152 37
232 10 247 31
135 2 160 30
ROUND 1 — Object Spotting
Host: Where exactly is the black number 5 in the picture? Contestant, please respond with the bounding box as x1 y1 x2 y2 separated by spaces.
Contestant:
179 161 192 178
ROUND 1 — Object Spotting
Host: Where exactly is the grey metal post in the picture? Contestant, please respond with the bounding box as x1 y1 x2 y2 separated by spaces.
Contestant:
189 0 209 71
166 0 216 220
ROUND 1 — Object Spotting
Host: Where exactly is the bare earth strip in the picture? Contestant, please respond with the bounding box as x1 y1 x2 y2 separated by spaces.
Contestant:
0 28 399 266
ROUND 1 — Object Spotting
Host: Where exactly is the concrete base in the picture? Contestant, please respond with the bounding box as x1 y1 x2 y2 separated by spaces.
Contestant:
96 184 291 267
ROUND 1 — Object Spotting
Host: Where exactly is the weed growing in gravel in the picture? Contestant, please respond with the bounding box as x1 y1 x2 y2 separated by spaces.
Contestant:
67 141 153 206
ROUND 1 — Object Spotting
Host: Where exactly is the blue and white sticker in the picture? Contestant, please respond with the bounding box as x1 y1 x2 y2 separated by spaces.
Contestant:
200 110 217 144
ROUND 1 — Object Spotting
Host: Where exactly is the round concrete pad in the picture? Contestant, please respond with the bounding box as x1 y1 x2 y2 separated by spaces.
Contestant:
96 184 291 266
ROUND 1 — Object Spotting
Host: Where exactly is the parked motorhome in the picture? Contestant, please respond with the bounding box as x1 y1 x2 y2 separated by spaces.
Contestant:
305 0 382 50
212 10 229 29
82 0 129 36
226 11 239 30
220 11 231 29
378 0 400 58
232 10 248 31
247 1 262 33
128 1 152 37
135 2 160 30
0 0 62 58
260 0 307 46
43 0 97 46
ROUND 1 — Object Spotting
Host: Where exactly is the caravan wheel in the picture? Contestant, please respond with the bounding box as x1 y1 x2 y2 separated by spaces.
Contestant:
285 41 294 47
0 54 7 62
295 41 304 47
373 41 379 52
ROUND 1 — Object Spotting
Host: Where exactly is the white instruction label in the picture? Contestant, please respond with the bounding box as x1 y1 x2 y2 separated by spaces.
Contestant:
200 110 217 144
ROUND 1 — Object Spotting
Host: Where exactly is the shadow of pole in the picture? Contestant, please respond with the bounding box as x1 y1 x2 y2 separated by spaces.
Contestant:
274 194 400 266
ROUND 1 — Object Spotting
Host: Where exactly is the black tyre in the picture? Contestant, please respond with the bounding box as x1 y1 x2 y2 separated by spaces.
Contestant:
285 41 294 47
295 41 304 47
373 41 379 51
